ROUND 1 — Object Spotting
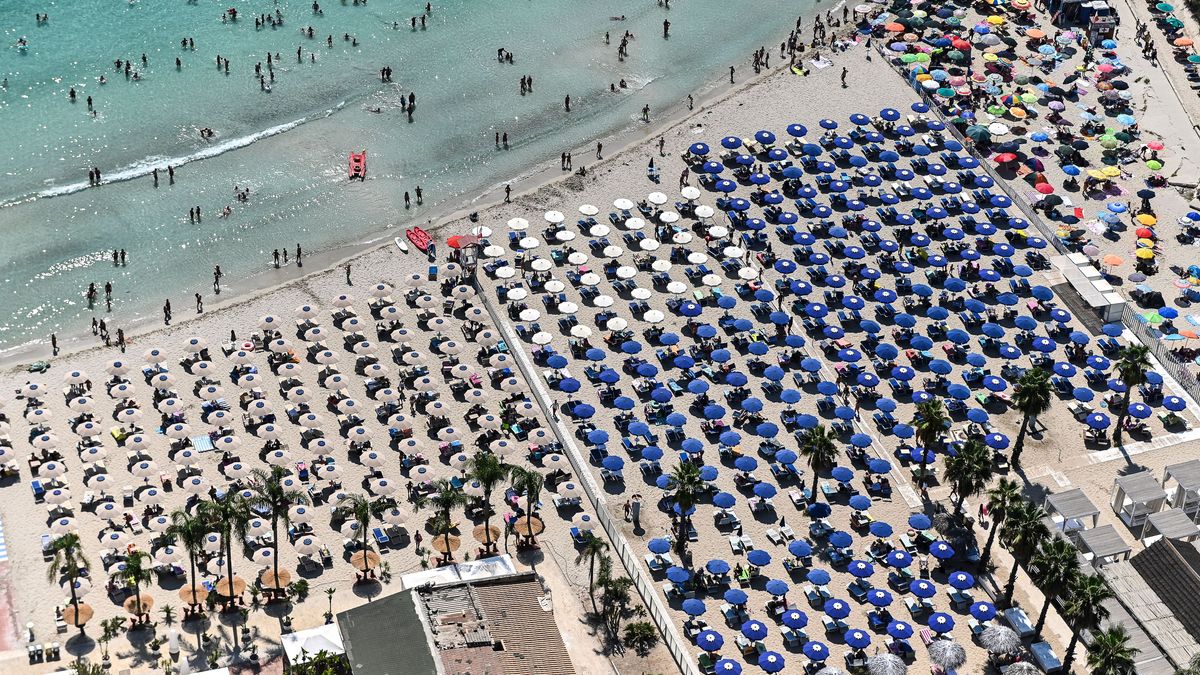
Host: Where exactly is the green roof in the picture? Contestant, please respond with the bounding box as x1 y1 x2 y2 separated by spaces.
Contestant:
337 589 439 675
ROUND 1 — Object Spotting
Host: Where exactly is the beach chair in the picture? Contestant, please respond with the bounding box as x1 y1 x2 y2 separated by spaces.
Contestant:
729 535 745 554
372 527 390 548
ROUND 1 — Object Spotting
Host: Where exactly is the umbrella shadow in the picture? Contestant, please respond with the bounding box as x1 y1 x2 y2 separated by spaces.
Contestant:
64 632 97 659
352 579 383 600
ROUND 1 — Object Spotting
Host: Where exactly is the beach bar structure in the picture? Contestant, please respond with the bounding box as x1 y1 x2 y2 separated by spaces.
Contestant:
1163 460 1200 521
1143 509 1200 547
1046 488 1101 533
1075 525 1132 567
1112 472 1167 534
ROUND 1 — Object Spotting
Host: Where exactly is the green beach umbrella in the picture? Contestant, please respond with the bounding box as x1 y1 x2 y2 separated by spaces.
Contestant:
966 125 991 142
946 16 961 25
901 53 918 63
1188 54 1200 63
1113 132 1132 143
1099 136 1119 149
915 52 931 62
1167 17 1184 28
948 50 966 61
1156 2 1174 11
1145 312 1164 324
1147 160 1163 170
1019 92 1037 104
937 87 956 97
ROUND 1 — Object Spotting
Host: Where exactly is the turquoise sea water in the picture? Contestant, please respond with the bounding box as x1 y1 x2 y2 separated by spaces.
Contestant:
0 0 805 351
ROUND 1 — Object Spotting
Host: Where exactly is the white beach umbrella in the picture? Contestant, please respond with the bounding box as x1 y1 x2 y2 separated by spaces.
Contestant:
50 517 76 535
544 210 565 224
529 258 553 272
32 432 58 450
567 251 589 265
184 337 208 353
570 325 593 338
556 481 581 498
143 348 167 364
100 530 131 548
155 546 183 565
370 283 394 299
157 398 184 414
80 445 109 463
287 387 312 403
666 281 687 294
672 232 693 244
108 382 135 398
294 535 322 557
138 487 164 505
181 476 210 495
532 332 553 345
687 252 708 264
131 460 159 478
703 274 723 287
68 393 93 410
237 373 261 389
202 532 223 554
259 315 281 331
589 224 611 237
125 434 149 452
613 198 634 211
332 294 355 308
681 186 701 200
150 372 176 388
373 478 399 496
644 309 665 323
624 217 645 230
165 423 191 439
266 449 293 467
483 244 505 258
95 501 120 521
594 295 614 307
106 360 131 376
146 515 172 533
507 217 529 230
555 230 577 242
579 203 599 216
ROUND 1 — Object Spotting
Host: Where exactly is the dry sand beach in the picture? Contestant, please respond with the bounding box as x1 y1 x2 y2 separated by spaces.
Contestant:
5 0 1200 674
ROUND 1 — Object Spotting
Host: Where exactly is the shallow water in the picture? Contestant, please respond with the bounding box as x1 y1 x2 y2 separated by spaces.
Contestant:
0 0 810 351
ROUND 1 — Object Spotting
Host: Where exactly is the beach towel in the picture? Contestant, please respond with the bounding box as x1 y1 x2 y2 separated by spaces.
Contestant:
810 59 833 70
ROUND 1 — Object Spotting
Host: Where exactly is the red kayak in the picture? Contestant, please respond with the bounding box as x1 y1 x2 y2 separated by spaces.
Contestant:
348 151 366 180
406 227 432 252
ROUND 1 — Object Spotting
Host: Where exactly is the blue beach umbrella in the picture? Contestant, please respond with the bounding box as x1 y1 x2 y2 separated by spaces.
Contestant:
741 620 769 640
725 588 749 604
683 598 708 616
697 629 724 651
803 641 829 661
928 613 955 634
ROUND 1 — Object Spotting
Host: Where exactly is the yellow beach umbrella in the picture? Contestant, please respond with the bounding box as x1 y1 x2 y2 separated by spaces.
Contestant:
1086 169 1107 179
1135 248 1155 259
1136 214 1157 225
983 53 999 62
1101 166 1121 177
987 15 1006 24
1137 238 1155 248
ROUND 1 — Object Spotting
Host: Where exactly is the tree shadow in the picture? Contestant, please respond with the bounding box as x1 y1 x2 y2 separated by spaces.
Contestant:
64 632 97 659
352 579 383 600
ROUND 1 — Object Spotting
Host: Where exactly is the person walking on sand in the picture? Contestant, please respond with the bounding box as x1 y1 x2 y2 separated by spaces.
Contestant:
117 328 125 353
213 265 223 293
658 137 665 156
687 94 693 110
564 94 571 112
345 263 352 285
163 300 172 325
51 333 58 356
840 67 847 87
596 142 603 159
296 243 303 267
504 184 511 203
729 65 735 83
195 293 203 312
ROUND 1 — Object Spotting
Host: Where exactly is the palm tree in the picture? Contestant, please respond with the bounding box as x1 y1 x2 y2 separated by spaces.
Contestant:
912 400 949 486
166 509 209 608
122 550 153 622
798 424 838 501
999 501 1049 606
47 533 89 633
510 467 545 542
1061 572 1113 672
944 439 992 518
1087 625 1139 675
467 453 510 552
1112 345 1152 444
199 493 252 603
246 467 308 600
345 493 389 571
980 478 1022 572
1030 538 1080 637
417 479 468 562
668 462 704 555
576 531 609 614
1011 368 1053 467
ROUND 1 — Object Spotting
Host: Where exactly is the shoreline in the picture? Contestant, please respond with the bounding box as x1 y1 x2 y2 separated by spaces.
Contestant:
0 27 814 373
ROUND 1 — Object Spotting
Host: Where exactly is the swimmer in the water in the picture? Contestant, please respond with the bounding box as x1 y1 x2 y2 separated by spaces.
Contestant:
610 15 625 20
